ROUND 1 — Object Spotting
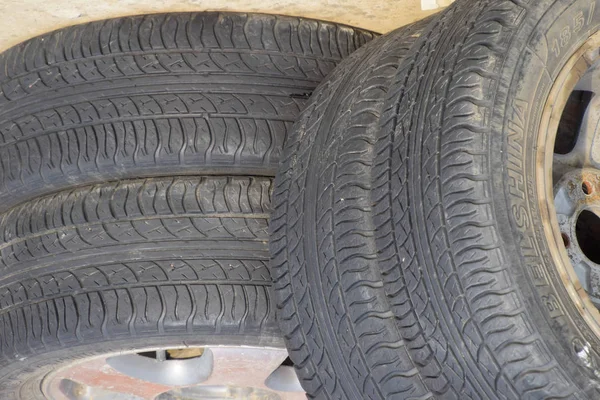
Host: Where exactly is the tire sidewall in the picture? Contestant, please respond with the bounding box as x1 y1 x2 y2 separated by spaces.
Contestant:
497 0 600 393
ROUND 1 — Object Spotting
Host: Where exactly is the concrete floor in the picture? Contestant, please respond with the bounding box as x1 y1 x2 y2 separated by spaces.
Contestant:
0 0 448 52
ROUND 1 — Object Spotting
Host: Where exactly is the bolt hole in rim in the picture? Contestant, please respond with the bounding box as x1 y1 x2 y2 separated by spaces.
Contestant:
583 180 594 195
42 346 304 400
562 232 572 248
539 30 600 337
575 210 600 264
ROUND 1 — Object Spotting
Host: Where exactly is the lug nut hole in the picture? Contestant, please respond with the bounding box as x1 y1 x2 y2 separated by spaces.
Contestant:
562 233 571 248
582 181 593 195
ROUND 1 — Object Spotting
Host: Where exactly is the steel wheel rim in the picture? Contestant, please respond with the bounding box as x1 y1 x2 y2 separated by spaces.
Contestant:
538 31 600 339
42 345 304 400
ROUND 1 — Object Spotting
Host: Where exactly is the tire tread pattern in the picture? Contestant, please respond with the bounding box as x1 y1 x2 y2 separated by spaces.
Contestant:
377 1 583 398
0 176 277 370
271 20 433 400
0 12 376 212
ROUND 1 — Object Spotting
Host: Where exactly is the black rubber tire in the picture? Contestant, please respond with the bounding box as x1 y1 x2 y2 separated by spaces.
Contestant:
0 175 277 397
270 18 435 399
0 12 375 213
374 0 600 398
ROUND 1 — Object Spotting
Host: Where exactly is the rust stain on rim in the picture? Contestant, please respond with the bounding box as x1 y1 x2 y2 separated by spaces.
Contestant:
537 31 600 338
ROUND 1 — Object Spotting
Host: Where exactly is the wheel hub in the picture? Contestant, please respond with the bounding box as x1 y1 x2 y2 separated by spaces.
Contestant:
551 45 600 313
555 169 600 307
43 346 304 400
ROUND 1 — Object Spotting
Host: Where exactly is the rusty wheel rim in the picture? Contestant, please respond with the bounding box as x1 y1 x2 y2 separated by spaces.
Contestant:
538 31 600 339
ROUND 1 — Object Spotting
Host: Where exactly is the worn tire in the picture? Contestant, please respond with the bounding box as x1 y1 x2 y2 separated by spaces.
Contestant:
0 175 277 397
270 19 434 399
377 0 600 398
0 12 375 212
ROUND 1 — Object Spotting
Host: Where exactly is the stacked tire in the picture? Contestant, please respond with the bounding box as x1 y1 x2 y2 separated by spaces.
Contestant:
0 12 375 398
272 0 600 399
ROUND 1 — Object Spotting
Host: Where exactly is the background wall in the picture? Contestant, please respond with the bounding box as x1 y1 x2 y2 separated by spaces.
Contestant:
0 0 445 52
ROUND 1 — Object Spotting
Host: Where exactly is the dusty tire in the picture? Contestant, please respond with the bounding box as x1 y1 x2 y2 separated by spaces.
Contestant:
376 0 600 398
270 19 434 399
0 12 375 212
0 176 279 397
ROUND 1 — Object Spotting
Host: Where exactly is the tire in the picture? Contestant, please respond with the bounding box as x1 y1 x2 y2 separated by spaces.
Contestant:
0 175 277 397
375 0 600 398
270 18 435 399
0 12 375 213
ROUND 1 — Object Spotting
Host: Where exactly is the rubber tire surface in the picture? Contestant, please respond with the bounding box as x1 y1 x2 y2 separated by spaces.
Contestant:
0 12 375 213
0 175 277 398
376 0 600 398
270 19 435 400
